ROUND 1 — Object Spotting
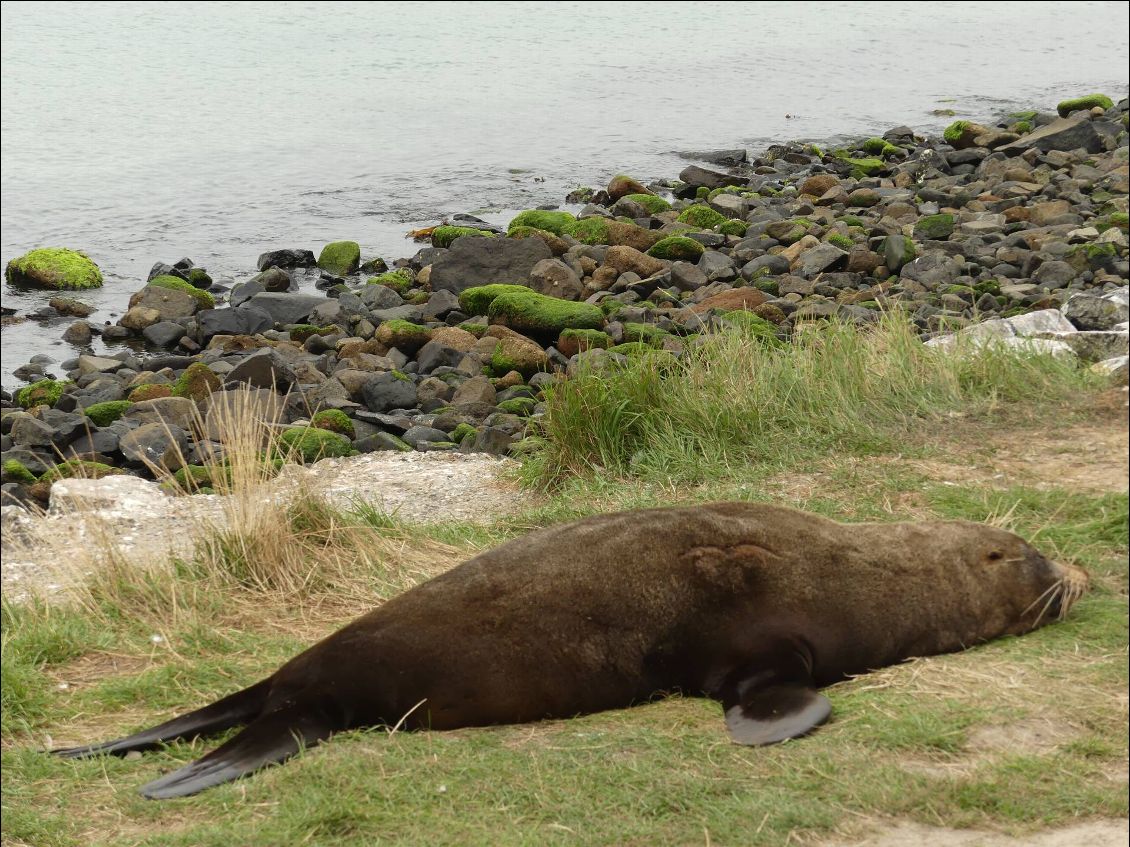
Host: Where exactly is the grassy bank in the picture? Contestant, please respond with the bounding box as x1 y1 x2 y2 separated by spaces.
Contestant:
2 322 1127 846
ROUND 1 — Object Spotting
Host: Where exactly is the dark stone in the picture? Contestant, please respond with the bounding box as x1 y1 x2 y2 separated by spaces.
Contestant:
422 289 460 320
62 321 94 345
353 431 411 453
361 372 418 413
119 422 189 469
429 236 551 294
142 321 186 348
677 164 747 190
225 348 298 391
196 305 274 343
999 114 1103 155
359 284 405 311
415 341 464 374
465 425 515 456
256 249 316 271
244 293 325 326
401 425 450 447
353 410 413 433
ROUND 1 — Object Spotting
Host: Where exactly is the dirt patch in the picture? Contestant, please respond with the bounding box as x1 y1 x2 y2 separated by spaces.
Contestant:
824 819 1128 847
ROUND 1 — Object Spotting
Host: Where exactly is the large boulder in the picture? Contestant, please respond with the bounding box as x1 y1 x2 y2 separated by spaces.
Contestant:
257 248 315 271
317 241 361 276
196 305 274 343
999 114 1103 155
5 248 102 290
429 234 551 294
244 292 325 326
527 258 584 301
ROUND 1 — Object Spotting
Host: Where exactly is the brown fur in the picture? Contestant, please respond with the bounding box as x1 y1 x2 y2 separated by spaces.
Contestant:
56 503 1087 798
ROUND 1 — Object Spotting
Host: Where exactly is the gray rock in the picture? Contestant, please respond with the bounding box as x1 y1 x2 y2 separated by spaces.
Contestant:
1005 309 1076 336
123 397 197 429
416 341 464 374
452 375 497 407
670 261 708 291
528 258 584 301
129 284 200 320
119 422 189 469
196 306 274 343
142 321 186 348
77 355 123 376
256 249 315 271
359 283 405 311
741 254 791 280
226 348 298 391
361 372 417 413
422 289 460 319
9 413 58 447
244 293 325 326
677 165 746 190
1063 289 1130 330
62 321 93 345
799 243 849 278
466 426 515 455
354 431 412 453
402 425 450 447
698 251 737 282
1034 330 1129 363
429 236 551 294
999 114 1103 155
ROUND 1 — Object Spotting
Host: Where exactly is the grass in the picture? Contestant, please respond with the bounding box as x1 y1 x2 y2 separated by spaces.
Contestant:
1 322 1126 845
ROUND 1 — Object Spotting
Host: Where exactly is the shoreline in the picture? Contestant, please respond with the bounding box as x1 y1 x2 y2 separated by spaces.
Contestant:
2 96 1128 504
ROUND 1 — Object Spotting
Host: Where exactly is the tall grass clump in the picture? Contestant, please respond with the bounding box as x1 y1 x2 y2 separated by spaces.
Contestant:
522 316 1099 487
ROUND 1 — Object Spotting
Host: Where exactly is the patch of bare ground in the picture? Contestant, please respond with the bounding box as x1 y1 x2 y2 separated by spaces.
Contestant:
823 819 1128 847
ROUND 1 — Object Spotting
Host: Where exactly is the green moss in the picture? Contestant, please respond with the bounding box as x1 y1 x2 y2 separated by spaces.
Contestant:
149 275 215 309
458 284 532 317
559 328 611 352
621 323 667 346
185 268 212 289
718 219 748 237
562 217 611 245
311 409 355 439
838 215 865 228
754 278 780 296
431 226 495 249
623 193 671 214
861 137 901 157
127 384 172 402
367 269 413 293
316 241 361 275
16 379 71 409
720 310 784 346
496 397 537 416
695 186 710 201
606 341 656 356
450 422 477 443
288 324 339 343
1010 110 1038 122
488 289 604 338
169 465 214 492
37 460 122 484
676 204 728 230
914 213 956 240
599 300 625 317
1066 242 1118 270
1057 94 1113 117
943 120 970 144
839 155 885 179
827 233 854 250
458 322 488 337
82 400 132 427
4 248 103 290
2 460 36 485
278 427 354 464
1106 211 1129 232
974 280 1002 297
1010 120 1032 134
172 363 220 401
647 236 704 261
507 210 575 236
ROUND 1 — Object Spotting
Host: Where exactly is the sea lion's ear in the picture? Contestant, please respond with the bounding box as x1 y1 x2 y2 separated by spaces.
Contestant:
724 684 831 746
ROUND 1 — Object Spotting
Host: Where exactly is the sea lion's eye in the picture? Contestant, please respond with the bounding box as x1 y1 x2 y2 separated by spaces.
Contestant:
987 550 1003 562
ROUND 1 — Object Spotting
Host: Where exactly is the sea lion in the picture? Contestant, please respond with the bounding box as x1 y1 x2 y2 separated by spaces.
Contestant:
53 503 1088 799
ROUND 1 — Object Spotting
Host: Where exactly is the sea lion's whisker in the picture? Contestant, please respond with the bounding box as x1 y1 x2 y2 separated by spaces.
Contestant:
1022 580 1062 619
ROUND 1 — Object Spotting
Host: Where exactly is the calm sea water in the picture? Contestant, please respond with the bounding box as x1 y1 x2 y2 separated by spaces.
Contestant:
2 0 1128 384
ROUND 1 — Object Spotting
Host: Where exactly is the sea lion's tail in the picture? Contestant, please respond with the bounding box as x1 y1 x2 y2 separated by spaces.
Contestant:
52 678 273 760
137 695 335 799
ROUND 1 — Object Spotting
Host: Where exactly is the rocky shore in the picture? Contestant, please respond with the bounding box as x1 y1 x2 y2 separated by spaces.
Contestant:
2 95 1128 509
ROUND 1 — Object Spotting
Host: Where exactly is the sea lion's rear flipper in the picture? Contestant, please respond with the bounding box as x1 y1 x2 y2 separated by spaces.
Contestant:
138 700 334 799
52 679 273 759
724 684 831 746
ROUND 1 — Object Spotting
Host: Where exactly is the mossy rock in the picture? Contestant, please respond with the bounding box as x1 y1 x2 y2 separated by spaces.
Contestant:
458 322 488 337
973 280 1002 297
288 324 339 343
3 460 37 485
488 289 604 338
278 427 354 464
185 268 212 289
677 204 728 230
38 460 123 484
606 341 656 357
599 300 625 317
317 241 361 276
450 422 477 443
1056 93 1113 117
624 193 671 215
172 363 221 401
496 397 537 416
458 284 531 317
16 378 71 409
5 248 103 290
838 215 865 228
754 279 780 297
827 233 854 250
507 226 568 254
718 219 748 237
375 319 431 353
943 120 971 144
168 464 215 492
1099 211 1129 233
431 226 495 249
489 339 549 378
621 322 667 346
367 269 414 294
557 328 611 356
149 275 215 309
127 383 173 402
562 217 611 245
507 210 575 236
83 400 132 427
720 310 783 346
647 236 704 261
1009 120 1033 134
861 137 902 157
914 213 956 240
832 152 885 178
311 409 355 439
1065 241 1119 271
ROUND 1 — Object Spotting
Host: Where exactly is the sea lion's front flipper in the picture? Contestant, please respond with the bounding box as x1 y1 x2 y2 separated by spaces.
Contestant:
724 684 831 746
138 700 335 800
52 679 272 759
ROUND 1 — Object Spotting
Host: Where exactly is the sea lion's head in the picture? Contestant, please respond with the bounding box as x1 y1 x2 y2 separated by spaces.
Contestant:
946 522 1090 640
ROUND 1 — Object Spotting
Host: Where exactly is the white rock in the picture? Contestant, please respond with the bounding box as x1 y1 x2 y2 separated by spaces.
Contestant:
1091 355 1129 382
1097 227 1127 246
48 474 168 516
1005 309 1076 336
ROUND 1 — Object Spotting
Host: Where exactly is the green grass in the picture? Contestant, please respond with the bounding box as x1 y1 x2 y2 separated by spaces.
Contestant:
1 322 1126 846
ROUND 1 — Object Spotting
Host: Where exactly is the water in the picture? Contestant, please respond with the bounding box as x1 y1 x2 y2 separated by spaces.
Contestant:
2 0 1128 385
